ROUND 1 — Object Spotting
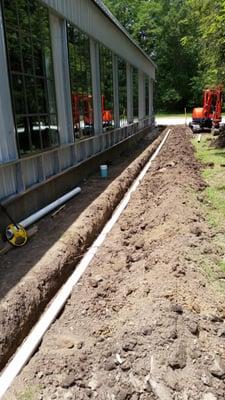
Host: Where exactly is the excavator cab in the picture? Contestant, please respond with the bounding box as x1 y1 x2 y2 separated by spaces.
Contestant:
190 86 223 132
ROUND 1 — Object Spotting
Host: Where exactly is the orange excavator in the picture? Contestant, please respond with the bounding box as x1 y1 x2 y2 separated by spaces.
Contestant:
190 86 223 132
71 93 113 133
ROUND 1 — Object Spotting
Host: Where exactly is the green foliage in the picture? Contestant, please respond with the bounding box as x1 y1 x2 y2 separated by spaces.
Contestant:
193 134 225 289
193 134 225 229
104 0 225 112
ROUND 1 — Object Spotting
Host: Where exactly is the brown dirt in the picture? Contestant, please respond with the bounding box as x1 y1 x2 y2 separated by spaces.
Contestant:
4 126 225 400
0 127 163 371
210 130 225 148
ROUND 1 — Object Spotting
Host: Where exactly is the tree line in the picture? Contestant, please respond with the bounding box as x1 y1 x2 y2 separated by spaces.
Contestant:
104 0 225 112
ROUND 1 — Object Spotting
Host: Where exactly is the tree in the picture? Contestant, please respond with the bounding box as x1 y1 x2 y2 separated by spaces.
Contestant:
104 0 200 112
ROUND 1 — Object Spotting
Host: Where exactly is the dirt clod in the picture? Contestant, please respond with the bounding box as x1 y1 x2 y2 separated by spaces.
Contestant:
210 356 225 378
61 374 77 388
104 359 117 371
168 340 187 369
122 339 137 352
171 303 183 314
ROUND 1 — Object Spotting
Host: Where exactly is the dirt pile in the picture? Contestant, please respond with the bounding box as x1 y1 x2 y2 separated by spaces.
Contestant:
6 126 225 400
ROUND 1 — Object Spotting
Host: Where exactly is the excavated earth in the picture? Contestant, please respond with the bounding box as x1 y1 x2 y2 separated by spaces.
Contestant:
0 127 163 371
4 126 225 400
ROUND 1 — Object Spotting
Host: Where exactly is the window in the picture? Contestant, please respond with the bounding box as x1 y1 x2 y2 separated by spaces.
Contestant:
133 67 139 121
145 75 149 117
67 24 93 139
118 58 127 126
100 46 114 131
2 0 59 155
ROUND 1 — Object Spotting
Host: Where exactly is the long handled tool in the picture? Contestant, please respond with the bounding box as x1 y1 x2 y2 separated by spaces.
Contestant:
0 204 27 247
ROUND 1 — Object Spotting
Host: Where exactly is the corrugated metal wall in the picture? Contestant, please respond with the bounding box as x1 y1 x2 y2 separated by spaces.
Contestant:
0 0 155 203
0 119 154 202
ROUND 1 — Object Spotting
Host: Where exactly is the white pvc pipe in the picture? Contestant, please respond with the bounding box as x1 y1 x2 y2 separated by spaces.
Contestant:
0 129 171 399
19 187 81 228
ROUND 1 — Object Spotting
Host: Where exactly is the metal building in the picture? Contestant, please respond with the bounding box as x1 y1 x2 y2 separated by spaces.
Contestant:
0 0 155 228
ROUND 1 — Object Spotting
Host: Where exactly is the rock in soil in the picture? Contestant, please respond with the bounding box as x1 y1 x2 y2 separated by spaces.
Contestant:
168 340 187 369
210 356 225 378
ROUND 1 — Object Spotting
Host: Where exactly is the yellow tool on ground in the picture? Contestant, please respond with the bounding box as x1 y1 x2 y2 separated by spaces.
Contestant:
5 224 27 247
1 205 28 247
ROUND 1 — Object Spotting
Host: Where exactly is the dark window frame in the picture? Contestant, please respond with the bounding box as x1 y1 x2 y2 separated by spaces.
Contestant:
133 67 139 119
145 75 149 117
67 23 94 140
118 57 127 126
99 44 114 130
1 0 59 157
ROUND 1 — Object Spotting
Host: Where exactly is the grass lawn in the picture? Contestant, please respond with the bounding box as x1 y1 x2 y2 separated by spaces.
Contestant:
193 134 225 228
193 133 225 281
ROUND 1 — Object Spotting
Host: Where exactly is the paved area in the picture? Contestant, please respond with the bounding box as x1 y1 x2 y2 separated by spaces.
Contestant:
156 116 191 126
156 115 225 126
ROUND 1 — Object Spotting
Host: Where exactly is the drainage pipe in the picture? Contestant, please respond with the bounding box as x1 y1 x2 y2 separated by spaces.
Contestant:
19 187 81 228
0 129 171 399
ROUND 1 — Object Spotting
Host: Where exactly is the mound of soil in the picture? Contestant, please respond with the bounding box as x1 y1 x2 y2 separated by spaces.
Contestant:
5 126 225 400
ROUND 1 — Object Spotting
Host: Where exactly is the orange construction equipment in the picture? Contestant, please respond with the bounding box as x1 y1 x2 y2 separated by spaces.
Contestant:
101 95 113 127
71 93 113 132
190 86 223 131
71 94 93 132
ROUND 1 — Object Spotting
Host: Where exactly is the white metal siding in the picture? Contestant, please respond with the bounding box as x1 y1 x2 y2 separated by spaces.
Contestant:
0 165 17 198
22 158 39 189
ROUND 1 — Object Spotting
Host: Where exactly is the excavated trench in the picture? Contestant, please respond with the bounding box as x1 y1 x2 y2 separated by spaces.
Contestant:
0 127 165 372
3 125 225 400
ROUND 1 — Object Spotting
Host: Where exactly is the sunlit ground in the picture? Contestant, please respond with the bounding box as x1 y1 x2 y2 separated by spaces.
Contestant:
155 114 225 126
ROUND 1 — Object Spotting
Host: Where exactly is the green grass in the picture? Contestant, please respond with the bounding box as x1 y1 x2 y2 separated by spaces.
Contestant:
201 262 215 280
17 386 40 400
193 135 225 228
218 259 225 273
193 134 225 280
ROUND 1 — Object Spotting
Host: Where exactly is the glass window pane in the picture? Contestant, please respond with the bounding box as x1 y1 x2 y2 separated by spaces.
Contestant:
3 0 18 28
133 68 139 120
32 40 43 76
25 76 37 114
16 117 30 154
6 29 22 72
21 34 33 75
145 76 149 116
67 25 93 138
11 74 26 115
2 0 59 155
100 46 114 130
30 117 42 151
35 78 47 114
40 115 59 149
18 0 30 32
118 58 127 126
